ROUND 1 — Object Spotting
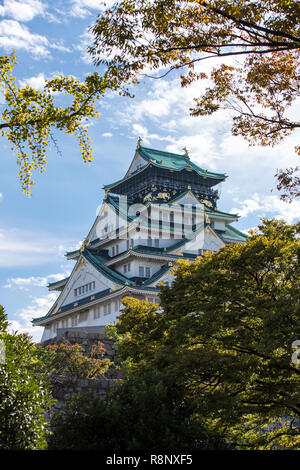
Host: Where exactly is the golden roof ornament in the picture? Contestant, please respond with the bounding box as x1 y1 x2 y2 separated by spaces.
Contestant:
183 146 189 157
80 237 90 253
136 137 143 149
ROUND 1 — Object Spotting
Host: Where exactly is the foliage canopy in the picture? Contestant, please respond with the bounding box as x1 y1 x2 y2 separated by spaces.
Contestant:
0 53 124 195
0 305 53 449
111 219 300 449
35 341 111 379
90 0 300 199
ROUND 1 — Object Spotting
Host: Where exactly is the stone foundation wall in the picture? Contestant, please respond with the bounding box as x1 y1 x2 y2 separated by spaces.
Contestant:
47 375 120 420
41 328 122 421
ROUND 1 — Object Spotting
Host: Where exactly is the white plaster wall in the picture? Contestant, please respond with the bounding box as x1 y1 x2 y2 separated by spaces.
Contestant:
128 154 147 174
213 220 226 231
114 259 167 278
59 262 115 309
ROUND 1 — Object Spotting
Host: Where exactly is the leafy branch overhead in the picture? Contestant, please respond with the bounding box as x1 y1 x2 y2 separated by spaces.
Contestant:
0 53 124 196
89 0 300 199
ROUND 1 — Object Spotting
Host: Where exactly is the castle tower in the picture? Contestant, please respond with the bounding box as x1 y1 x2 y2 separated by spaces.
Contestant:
33 142 246 341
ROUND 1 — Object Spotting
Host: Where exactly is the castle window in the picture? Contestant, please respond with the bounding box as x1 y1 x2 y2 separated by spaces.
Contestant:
139 266 151 278
123 263 131 274
104 303 111 315
79 311 88 323
94 306 101 319
74 281 96 298
71 315 78 327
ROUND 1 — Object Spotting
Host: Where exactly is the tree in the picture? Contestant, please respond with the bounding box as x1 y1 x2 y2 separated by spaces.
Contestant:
0 305 53 449
0 53 124 196
89 0 300 200
49 369 229 450
110 219 300 449
35 341 111 379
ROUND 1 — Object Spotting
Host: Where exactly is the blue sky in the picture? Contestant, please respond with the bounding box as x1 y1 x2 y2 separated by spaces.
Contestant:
0 0 299 342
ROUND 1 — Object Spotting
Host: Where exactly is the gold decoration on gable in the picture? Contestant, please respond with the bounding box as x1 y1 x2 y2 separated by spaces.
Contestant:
80 237 90 253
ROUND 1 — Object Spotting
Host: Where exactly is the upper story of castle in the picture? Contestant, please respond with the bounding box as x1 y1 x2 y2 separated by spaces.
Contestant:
103 142 227 210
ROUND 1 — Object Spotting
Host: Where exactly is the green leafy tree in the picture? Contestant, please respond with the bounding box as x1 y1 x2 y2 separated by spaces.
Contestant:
110 219 300 449
0 305 53 449
89 0 300 199
35 341 111 379
0 53 124 196
49 369 229 450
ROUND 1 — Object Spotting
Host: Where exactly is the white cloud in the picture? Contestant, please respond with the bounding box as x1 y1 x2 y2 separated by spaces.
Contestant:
0 0 45 22
131 123 175 145
19 70 65 90
231 193 300 223
0 226 79 267
8 293 58 343
76 28 93 64
19 72 47 89
0 19 70 57
0 193 3 201
70 0 116 18
4 271 71 290
0 19 49 56
101 132 113 138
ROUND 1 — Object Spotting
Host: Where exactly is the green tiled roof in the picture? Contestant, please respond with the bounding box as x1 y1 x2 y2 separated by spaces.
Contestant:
48 276 70 288
83 249 134 286
104 146 226 189
143 264 171 286
206 208 239 219
138 147 226 179
133 246 195 261
32 285 161 324
222 224 248 242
